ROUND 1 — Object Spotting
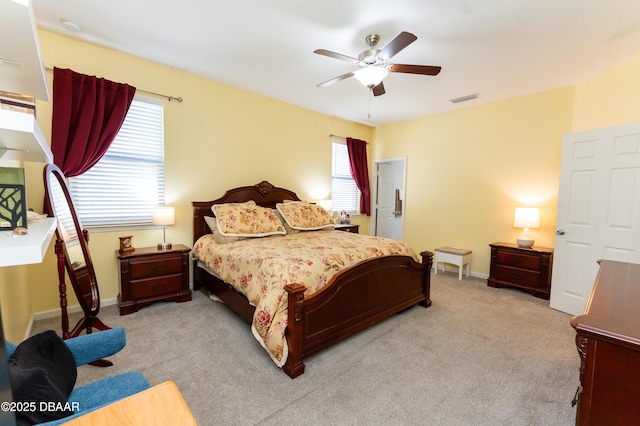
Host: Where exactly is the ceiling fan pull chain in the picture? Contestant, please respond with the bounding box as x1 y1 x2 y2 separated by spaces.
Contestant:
368 89 372 119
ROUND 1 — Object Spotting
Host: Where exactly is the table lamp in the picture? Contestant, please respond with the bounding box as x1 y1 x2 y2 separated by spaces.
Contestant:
513 207 539 248
153 206 175 250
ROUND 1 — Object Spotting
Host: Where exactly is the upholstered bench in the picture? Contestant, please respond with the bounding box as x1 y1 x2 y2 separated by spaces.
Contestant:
434 247 472 280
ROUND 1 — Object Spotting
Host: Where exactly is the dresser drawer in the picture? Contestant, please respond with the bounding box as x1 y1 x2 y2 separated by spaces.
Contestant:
129 256 183 279
493 265 542 289
495 251 542 271
130 274 183 299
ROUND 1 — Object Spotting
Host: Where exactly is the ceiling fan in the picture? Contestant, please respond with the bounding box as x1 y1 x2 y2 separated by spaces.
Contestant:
314 31 441 96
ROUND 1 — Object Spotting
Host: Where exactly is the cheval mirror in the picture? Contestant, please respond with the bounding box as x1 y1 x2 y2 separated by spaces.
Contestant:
44 164 113 366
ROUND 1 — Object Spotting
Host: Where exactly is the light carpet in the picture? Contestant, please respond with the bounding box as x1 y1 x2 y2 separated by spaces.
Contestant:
31 271 579 425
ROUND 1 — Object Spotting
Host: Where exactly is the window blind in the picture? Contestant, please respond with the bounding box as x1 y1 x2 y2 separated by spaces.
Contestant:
69 99 165 229
331 141 359 213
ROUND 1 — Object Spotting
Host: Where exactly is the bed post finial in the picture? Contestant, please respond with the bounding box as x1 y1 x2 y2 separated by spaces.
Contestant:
255 181 275 197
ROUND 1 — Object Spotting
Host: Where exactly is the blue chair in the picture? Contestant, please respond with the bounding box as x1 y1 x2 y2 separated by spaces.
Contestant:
5 327 149 425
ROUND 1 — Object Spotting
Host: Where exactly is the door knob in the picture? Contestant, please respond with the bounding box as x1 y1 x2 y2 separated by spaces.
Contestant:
556 229 565 235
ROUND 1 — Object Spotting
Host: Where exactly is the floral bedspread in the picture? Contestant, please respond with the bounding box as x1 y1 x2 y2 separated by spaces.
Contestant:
193 230 419 366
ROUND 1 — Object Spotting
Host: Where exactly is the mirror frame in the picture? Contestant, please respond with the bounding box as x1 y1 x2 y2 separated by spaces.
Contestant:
43 164 111 342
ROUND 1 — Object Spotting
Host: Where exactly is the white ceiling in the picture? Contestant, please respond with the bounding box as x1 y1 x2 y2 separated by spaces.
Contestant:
32 0 640 126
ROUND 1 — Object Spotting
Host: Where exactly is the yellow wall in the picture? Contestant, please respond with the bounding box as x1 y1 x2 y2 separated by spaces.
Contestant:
372 52 640 276
374 88 575 273
571 55 640 132
0 30 373 341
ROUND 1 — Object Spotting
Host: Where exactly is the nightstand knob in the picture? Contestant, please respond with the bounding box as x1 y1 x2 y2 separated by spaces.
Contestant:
556 229 566 235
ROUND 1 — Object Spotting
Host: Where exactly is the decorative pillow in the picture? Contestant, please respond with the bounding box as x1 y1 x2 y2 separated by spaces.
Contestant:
8 330 77 424
276 202 335 231
212 202 285 237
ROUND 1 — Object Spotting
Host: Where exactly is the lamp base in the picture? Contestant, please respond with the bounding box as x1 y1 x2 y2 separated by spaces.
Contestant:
516 238 534 248
157 242 172 251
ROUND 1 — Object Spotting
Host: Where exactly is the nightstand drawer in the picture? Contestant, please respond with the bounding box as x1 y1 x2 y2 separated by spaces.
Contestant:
495 251 541 271
493 265 541 288
129 257 183 279
130 274 184 299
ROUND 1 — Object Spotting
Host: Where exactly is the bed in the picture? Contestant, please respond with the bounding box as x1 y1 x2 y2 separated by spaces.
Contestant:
192 180 433 378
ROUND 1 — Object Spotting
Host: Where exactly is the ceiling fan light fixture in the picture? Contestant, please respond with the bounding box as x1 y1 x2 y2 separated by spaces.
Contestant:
354 66 389 88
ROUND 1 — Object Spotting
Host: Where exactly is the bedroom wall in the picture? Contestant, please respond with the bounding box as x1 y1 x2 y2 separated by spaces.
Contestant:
571 55 640 132
372 52 640 278
0 30 373 341
373 88 575 276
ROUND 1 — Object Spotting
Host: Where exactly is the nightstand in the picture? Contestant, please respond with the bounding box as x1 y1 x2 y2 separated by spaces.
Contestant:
335 224 359 233
117 244 192 315
487 242 553 299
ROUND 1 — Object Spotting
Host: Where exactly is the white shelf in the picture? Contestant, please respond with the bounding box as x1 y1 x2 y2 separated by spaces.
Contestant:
0 218 56 267
0 0 49 101
0 108 52 163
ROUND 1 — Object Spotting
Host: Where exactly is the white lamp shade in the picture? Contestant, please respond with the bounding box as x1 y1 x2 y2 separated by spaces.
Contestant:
152 206 175 226
513 207 540 229
354 66 389 87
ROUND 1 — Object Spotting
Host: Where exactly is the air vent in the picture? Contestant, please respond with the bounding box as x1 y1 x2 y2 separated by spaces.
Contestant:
450 93 479 103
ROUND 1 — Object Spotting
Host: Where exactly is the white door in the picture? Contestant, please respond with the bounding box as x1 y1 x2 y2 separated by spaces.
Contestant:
374 159 405 240
550 122 640 315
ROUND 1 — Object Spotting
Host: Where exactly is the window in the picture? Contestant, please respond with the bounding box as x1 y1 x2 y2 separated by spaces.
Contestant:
331 140 359 214
69 98 165 230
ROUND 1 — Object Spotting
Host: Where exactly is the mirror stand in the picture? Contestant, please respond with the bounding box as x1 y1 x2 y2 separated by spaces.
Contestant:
45 164 114 367
55 238 113 367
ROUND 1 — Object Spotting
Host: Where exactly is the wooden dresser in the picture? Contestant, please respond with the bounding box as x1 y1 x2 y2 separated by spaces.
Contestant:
571 260 640 425
117 244 192 315
487 242 553 299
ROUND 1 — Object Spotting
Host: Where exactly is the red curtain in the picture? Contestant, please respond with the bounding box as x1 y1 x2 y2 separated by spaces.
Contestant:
346 137 371 216
51 67 136 177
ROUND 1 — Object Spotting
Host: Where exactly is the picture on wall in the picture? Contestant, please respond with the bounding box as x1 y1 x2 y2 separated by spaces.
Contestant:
0 167 27 230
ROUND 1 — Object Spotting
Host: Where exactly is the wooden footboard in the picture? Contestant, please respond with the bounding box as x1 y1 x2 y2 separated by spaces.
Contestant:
283 251 433 378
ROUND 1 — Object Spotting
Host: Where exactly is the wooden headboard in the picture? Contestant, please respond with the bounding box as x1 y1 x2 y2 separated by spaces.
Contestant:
192 180 302 244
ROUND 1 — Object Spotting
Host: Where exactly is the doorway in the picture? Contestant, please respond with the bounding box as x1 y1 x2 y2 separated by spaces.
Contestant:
372 157 406 240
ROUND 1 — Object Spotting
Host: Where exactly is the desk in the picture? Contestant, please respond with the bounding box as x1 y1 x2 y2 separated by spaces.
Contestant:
64 381 197 425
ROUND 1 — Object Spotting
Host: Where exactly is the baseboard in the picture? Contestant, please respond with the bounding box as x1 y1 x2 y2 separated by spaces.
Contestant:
27 282 193 339
31 297 119 323
434 265 488 280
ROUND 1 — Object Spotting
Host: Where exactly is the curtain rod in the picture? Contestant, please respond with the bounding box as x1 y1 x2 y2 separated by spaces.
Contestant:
330 134 369 144
45 67 183 102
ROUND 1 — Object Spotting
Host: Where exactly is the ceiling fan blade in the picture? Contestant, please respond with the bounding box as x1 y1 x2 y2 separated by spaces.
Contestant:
372 82 385 96
317 71 355 88
390 63 442 75
314 49 360 64
378 31 417 60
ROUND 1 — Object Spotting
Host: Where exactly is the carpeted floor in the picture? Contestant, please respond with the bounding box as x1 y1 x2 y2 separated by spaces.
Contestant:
32 271 579 425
